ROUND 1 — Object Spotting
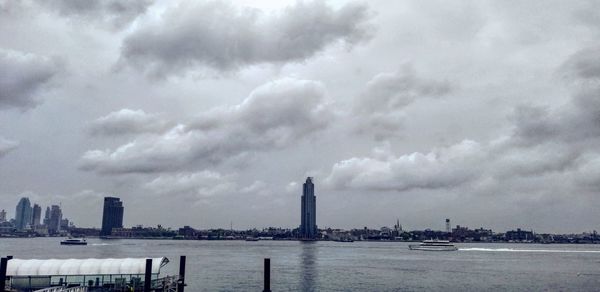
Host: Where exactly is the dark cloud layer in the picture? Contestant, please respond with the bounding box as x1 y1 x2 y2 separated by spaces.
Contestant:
120 1 372 77
35 0 152 29
0 49 59 110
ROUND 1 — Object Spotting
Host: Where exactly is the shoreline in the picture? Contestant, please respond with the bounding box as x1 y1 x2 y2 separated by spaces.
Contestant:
1 236 598 245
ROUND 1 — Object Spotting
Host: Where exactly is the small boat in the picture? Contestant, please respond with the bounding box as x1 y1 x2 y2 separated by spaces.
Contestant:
60 238 87 245
409 240 457 251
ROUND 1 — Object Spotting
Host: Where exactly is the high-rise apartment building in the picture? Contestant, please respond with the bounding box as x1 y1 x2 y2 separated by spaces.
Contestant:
300 177 318 239
101 197 124 236
32 204 42 227
43 206 50 226
15 197 32 230
0 209 6 222
48 205 62 235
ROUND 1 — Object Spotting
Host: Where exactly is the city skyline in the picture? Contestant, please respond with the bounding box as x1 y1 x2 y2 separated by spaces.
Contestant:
0 194 597 237
1 1 600 233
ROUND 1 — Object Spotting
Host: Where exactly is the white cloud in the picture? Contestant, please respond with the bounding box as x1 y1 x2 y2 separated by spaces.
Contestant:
328 46 600 197
285 181 299 194
144 170 236 198
0 137 19 158
80 78 334 174
88 108 172 136
326 140 485 192
240 180 267 194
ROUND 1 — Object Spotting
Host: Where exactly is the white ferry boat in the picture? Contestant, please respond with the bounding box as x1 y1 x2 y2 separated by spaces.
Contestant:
408 240 457 251
60 238 87 245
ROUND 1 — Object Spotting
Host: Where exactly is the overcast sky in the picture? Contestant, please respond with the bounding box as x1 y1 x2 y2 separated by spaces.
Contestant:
1 0 600 233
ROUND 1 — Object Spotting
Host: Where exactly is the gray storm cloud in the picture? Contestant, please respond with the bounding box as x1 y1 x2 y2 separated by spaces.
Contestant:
119 1 372 77
0 49 60 110
327 46 600 195
34 0 152 29
353 67 452 140
79 78 334 174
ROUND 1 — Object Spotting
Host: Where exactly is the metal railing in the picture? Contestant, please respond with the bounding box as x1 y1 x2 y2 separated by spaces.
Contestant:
34 286 88 292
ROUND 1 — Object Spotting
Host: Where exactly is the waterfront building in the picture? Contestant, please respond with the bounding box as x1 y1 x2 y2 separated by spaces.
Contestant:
0 221 15 234
505 228 534 242
101 196 124 236
0 209 6 222
47 205 63 235
60 218 70 230
300 177 317 239
31 204 42 227
15 197 32 230
33 225 49 236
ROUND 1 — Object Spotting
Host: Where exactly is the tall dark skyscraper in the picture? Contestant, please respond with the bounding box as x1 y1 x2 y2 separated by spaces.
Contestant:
47 205 62 235
31 204 42 227
101 197 124 236
15 197 32 231
43 206 50 226
300 177 317 239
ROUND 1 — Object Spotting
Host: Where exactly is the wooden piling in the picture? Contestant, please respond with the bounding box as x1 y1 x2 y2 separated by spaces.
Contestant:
144 258 152 292
178 256 186 292
0 258 7 292
263 258 271 292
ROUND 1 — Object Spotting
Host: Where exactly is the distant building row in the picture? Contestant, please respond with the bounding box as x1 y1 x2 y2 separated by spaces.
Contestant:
1 197 71 236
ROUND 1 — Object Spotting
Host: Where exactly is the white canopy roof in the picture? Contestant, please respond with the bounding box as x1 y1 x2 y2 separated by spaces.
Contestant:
6 258 169 276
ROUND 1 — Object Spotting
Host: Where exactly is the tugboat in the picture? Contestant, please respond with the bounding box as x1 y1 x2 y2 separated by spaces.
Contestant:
60 238 87 245
408 240 457 251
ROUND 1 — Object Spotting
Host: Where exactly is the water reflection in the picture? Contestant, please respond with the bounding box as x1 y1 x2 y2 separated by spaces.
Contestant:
299 242 318 292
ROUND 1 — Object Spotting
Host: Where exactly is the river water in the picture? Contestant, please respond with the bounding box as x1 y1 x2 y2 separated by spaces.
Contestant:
1 238 599 291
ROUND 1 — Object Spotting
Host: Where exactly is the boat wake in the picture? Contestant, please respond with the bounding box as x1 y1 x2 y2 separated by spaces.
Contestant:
460 247 600 253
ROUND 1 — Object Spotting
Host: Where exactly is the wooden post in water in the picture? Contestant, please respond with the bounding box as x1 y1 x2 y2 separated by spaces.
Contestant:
144 258 152 292
0 258 7 292
263 258 271 292
177 255 186 292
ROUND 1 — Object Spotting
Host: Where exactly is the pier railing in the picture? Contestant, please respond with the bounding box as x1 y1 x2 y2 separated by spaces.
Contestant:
34 287 88 292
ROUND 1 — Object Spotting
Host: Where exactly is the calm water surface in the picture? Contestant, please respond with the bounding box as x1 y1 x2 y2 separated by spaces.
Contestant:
1 238 600 291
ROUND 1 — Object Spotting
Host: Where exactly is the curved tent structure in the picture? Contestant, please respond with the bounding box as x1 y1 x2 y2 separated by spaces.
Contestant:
6 257 169 276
